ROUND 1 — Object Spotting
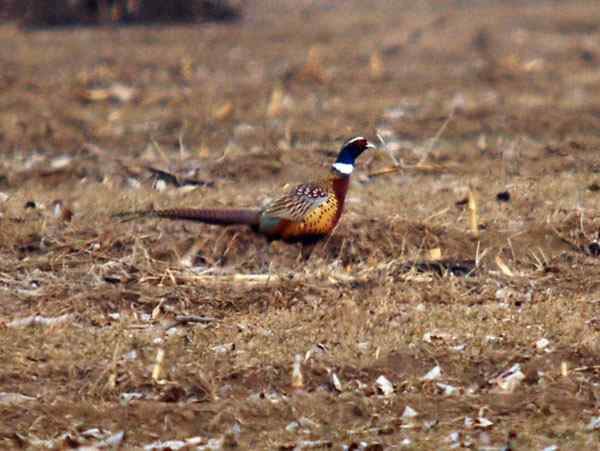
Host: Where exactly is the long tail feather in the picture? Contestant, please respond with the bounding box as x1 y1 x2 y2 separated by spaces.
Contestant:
113 208 261 226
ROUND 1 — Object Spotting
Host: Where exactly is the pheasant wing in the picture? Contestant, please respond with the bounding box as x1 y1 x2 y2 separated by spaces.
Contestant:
262 182 329 221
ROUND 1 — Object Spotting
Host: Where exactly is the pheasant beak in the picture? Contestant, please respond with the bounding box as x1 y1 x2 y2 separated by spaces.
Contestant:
366 141 377 150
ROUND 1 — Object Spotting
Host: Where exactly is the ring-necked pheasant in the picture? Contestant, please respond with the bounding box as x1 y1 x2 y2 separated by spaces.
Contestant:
115 136 375 244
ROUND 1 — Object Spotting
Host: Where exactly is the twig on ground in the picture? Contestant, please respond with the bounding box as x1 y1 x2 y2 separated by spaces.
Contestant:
7 313 74 328
162 315 219 331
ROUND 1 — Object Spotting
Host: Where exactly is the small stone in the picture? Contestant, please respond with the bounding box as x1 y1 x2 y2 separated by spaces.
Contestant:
477 417 494 428
422 365 442 381
357 341 370 352
496 191 511 202
375 375 394 396
536 338 550 350
154 178 167 192
286 421 300 433
585 416 600 431
402 405 418 418
437 383 458 396
212 343 234 354
331 372 342 392
50 155 72 169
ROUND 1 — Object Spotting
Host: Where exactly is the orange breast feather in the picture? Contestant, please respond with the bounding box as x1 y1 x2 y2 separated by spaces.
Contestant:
280 196 340 240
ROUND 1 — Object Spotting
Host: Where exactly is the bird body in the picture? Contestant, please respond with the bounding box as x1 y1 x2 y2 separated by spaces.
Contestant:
257 176 349 243
116 137 374 244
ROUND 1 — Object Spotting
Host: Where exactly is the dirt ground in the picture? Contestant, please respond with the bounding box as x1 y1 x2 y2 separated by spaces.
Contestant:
3 0 600 449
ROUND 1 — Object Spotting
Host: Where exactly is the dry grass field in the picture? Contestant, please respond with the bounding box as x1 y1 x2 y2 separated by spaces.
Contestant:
3 0 600 448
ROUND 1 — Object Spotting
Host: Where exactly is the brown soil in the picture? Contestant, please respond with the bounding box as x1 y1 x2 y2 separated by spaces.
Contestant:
2 1 600 449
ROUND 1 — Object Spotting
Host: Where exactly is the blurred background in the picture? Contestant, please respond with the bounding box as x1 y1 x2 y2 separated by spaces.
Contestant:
0 0 599 189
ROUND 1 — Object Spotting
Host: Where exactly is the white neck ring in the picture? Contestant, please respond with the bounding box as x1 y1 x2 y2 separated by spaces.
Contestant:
332 162 354 174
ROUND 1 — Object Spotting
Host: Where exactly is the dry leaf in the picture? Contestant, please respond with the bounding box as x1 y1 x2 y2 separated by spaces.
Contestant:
369 50 384 79
495 255 514 277
213 101 235 121
152 348 166 384
267 84 285 117
299 46 329 83
468 186 479 237
429 247 442 260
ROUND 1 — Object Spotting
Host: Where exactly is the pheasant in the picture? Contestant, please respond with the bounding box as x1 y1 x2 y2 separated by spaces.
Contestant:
115 136 375 244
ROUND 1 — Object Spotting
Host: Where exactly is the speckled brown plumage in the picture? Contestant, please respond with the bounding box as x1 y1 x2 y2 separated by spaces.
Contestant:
261 177 348 242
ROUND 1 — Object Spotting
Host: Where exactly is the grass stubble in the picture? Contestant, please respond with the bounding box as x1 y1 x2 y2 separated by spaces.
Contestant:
3 0 600 448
